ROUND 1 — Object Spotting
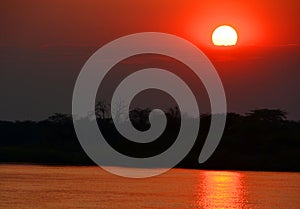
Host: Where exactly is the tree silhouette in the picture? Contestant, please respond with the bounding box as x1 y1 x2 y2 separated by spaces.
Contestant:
246 109 287 122
95 100 109 119
47 113 72 124
111 99 128 123
129 108 151 130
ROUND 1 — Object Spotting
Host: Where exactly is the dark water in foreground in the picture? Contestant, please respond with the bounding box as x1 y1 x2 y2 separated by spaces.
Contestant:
0 165 299 208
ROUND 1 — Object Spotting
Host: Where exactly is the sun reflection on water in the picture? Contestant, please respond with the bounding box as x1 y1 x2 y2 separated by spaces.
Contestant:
195 171 247 209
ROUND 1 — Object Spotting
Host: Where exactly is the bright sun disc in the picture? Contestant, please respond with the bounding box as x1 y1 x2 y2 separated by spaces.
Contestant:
212 25 238 46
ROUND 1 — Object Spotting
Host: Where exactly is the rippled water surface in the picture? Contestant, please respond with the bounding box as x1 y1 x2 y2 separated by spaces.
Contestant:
0 165 299 208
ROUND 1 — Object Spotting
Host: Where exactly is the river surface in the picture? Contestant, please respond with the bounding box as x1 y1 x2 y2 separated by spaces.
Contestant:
0 165 299 208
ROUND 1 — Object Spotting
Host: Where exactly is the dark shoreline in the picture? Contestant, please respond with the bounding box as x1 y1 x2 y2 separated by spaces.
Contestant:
1 162 300 173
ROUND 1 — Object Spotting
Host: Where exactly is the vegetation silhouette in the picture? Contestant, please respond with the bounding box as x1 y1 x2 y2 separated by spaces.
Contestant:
0 103 299 171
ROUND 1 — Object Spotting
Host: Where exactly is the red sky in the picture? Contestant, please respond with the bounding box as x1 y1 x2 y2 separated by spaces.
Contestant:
0 0 299 120
1 0 300 47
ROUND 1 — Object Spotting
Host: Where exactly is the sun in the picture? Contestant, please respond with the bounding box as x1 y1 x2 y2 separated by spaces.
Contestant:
212 25 238 46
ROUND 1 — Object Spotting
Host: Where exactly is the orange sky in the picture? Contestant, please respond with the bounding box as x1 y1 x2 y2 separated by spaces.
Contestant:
0 0 299 120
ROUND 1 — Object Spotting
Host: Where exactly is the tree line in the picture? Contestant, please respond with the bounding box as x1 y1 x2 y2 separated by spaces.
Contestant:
0 102 299 171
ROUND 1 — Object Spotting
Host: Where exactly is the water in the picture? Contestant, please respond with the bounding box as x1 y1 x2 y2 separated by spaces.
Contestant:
0 165 299 209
